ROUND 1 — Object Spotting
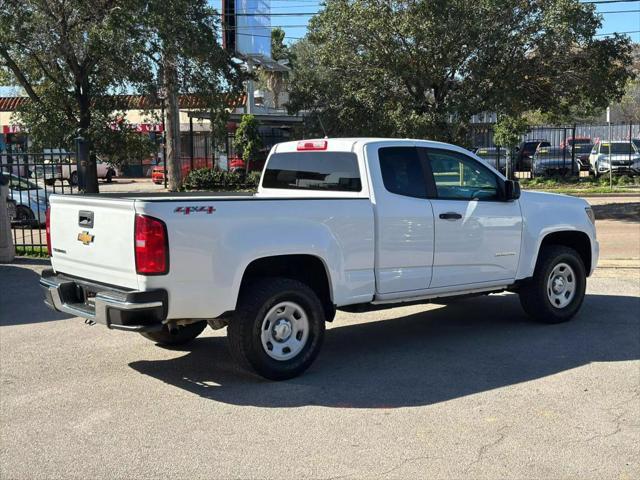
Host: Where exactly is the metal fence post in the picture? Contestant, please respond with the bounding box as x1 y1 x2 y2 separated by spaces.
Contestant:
0 173 15 262
571 124 576 177
189 117 194 173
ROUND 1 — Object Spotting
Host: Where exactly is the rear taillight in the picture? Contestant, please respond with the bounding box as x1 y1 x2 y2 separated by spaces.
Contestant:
45 207 52 256
135 214 169 275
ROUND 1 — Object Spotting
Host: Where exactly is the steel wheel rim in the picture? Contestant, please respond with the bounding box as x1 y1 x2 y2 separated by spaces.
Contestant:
260 301 309 361
546 262 576 309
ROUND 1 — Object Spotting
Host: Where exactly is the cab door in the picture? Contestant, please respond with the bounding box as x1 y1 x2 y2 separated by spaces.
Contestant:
424 148 523 289
367 144 435 294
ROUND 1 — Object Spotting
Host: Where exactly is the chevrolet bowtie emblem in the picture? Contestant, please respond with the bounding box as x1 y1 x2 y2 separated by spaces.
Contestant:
77 231 94 246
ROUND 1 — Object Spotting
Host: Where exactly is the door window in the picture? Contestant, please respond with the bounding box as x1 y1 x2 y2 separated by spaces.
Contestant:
378 147 427 198
427 149 499 200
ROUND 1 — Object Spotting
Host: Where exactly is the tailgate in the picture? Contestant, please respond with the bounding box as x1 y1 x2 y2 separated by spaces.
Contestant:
49 195 139 289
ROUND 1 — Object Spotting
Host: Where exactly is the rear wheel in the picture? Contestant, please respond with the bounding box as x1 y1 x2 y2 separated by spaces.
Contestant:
15 205 35 224
519 245 586 324
227 277 326 380
140 321 207 346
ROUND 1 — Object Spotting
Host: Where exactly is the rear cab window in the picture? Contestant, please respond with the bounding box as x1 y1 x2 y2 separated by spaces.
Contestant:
262 152 362 192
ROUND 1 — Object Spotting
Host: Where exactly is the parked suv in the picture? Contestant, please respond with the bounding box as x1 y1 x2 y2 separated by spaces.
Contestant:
474 147 509 173
532 146 573 176
589 141 640 177
516 140 551 171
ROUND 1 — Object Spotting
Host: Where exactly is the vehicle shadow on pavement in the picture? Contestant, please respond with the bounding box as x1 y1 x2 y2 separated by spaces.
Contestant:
0 262 74 326
592 202 640 223
129 292 640 408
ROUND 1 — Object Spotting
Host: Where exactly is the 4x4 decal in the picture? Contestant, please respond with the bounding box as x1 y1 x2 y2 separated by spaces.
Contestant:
174 206 216 215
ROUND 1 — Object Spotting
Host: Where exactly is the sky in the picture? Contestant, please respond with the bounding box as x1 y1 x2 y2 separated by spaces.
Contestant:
264 0 640 45
1 0 638 96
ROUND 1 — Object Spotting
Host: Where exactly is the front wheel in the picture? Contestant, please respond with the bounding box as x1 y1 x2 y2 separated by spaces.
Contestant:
140 320 207 346
519 245 586 324
227 278 326 380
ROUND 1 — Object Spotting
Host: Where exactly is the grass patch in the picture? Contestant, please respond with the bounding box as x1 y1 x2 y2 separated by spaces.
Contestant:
519 175 640 195
15 245 49 258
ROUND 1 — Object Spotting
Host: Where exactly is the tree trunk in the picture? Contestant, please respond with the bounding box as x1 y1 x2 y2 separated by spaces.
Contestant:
78 88 99 194
164 54 181 191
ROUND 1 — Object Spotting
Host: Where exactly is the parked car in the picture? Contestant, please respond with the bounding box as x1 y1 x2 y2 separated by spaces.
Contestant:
532 146 575 176
474 147 509 173
560 136 591 149
589 141 640 177
34 154 116 186
6 173 48 224
41 138 599 380
516 140 551 171
151 163 166 184
568 142 594 171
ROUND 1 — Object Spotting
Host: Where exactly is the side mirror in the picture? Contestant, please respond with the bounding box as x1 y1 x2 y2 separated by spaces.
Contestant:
504 180 521 201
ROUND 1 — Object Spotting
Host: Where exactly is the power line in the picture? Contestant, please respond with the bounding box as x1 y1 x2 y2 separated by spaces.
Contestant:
219 12 317 16
582 0 640 4
599 9 640 13
594 30 640 35
235 32 303 40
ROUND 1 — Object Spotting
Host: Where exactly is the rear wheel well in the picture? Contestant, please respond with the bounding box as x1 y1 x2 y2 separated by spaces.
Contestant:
538 231 592 274
239 255 335 321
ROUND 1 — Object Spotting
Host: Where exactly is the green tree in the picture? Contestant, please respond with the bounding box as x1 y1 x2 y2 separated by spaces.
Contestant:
288 0 634 141
493 116 528 151
0 0 153 192
233 114 262 173
258 28 290 109
493 115 529 177
0 0 243 192
138 0 244 191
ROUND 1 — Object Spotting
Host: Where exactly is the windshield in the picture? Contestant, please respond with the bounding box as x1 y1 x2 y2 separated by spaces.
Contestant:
572 144 593 154
599 143 635 155
9 175 40 191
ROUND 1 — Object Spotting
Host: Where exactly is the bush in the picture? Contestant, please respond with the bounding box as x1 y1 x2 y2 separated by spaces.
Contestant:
182 168 260 191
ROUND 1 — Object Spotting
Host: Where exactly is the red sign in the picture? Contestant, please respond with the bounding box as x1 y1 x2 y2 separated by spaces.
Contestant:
109 122 164 133
2 125 22 134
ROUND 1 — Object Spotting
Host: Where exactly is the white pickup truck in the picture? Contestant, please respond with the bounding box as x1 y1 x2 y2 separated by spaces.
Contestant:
41 138 599 380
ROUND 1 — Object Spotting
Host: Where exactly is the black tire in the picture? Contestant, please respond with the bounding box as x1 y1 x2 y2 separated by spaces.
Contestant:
69 171 78 186
16 205 35 223
227 277 326 380
140 320 207 346
519 245 587 324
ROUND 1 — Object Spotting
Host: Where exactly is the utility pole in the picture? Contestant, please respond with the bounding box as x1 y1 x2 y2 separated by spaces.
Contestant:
246 57 254 115
607 107 612 191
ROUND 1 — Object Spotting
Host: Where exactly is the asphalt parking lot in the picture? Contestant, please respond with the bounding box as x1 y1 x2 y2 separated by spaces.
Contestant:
1 197 639 479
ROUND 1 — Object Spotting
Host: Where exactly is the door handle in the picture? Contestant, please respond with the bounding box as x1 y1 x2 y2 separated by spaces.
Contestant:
439 212 462 220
